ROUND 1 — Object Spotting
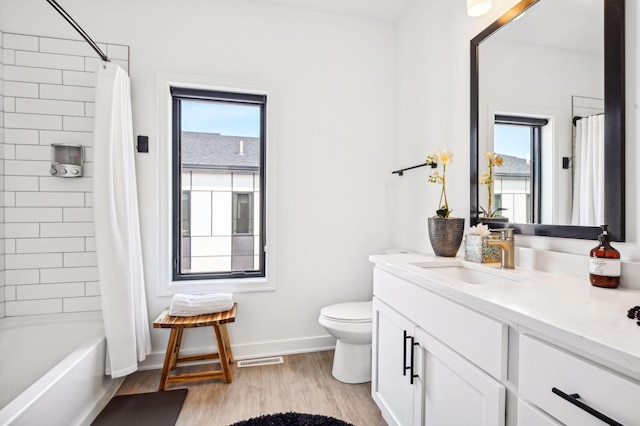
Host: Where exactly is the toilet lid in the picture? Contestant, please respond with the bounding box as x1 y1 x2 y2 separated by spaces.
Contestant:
320 301 372 323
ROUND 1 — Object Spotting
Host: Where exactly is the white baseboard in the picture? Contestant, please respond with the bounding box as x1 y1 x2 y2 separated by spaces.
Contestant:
138 334 336 371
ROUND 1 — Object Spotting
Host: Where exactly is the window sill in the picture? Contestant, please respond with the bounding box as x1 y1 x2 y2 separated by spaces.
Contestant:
159 277 275 296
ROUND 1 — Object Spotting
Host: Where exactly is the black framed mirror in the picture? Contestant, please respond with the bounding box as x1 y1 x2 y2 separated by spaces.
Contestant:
470 0 625 241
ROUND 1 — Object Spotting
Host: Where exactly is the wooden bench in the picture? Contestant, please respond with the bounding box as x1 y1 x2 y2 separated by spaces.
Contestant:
153 303 236 391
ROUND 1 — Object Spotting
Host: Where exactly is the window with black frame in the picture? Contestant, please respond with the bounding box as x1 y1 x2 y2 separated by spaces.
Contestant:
171 87 266 281
493 115 548 224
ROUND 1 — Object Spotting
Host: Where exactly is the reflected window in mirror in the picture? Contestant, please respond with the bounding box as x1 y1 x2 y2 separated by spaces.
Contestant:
493 115 548 224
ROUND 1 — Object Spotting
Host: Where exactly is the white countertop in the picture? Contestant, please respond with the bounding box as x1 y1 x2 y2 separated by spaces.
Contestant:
370 253 640 381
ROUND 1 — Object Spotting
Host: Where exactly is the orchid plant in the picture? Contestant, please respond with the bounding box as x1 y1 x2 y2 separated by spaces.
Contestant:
426 150 454 218
479 152 506 217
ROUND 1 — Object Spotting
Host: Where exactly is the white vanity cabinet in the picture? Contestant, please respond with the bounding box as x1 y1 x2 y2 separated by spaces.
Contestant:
372 267 506 426
370 254 640 426
519 334 640 426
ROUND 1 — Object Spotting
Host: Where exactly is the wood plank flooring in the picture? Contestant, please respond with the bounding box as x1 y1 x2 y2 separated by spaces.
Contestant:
116 350 387 426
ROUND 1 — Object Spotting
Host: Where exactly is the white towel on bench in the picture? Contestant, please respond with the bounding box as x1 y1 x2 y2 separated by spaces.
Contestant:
169 293 234 317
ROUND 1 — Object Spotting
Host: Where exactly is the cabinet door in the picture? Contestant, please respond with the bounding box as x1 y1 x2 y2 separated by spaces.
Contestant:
414 328 505 426
372 298 419 426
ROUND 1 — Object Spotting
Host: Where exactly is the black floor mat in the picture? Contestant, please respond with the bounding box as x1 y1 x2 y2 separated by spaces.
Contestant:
91 389 188 426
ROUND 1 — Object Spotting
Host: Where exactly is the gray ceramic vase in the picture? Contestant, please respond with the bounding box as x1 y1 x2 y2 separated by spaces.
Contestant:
428 217 465 257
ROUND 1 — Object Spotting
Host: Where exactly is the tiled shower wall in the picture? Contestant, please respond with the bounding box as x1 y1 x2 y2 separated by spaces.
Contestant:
1 32 129 317
1 31 5 319
572 95 605 123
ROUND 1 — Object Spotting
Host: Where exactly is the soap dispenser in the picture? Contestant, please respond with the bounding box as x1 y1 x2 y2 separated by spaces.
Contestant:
589 225 620 288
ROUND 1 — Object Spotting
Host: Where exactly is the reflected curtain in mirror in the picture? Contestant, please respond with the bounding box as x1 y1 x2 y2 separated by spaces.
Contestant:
571 115 605 226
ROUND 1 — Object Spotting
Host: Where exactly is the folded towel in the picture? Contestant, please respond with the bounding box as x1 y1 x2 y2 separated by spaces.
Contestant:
169 293 234 317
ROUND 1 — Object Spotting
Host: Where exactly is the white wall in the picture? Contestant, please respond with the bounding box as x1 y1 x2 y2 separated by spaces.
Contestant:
0 0 394 362
392 0 457 253
0 30 5 319
393 0 640 263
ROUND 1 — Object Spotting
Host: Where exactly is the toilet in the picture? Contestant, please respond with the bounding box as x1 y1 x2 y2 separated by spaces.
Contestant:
318 300 373 384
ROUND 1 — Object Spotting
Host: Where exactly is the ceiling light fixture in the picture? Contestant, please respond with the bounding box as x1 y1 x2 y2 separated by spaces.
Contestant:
467 0 492 17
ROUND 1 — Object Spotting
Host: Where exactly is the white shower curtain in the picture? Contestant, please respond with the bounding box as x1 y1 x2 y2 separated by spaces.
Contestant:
571 114 605 226
93 62 151 378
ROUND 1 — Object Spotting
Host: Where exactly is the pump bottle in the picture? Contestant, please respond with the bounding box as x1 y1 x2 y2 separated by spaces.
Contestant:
589 225 620 288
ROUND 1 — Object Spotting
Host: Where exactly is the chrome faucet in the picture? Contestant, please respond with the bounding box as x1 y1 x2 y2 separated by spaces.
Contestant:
485 228 515 269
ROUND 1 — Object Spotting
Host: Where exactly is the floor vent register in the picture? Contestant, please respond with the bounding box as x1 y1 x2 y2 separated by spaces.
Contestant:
237 356 284 368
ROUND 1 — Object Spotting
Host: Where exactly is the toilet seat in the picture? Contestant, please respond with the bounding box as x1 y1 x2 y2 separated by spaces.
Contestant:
320 301 372 323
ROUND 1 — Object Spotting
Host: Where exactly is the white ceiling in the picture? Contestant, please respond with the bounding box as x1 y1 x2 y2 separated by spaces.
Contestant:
245 0 603 53
245 0 414 21
493 0 603 56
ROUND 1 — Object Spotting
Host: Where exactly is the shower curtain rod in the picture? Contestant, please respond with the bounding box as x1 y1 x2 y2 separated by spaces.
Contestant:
572 112 604 126
46 0 109 62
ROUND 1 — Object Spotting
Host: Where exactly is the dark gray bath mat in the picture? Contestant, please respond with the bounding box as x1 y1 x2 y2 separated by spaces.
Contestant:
91 388 188 426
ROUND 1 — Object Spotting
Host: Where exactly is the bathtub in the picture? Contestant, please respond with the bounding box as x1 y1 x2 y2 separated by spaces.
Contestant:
0 312 123 425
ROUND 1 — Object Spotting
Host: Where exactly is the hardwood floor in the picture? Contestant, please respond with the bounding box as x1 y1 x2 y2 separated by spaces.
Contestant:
116 350 387 426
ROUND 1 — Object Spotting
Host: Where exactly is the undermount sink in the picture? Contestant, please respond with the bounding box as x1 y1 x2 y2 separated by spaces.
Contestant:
412 263 523 285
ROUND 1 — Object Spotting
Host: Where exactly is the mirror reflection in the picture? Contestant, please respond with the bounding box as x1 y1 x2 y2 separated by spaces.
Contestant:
478 0 603 226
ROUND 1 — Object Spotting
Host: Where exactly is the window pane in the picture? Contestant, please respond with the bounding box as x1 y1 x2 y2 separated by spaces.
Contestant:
181 190 192 271
494 124 532 223
233 192 253 234
173 89 265 279
181 191 191 236
494 124 531 162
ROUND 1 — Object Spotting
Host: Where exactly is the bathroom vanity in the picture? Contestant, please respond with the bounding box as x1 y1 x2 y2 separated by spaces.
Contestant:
369 253 640 426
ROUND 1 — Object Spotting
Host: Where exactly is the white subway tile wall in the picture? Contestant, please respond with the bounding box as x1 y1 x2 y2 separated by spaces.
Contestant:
2 32 129 317
1 30 6 318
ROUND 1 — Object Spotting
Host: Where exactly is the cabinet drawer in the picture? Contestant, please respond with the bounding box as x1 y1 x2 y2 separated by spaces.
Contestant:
374 267 506 380
519 334 640 426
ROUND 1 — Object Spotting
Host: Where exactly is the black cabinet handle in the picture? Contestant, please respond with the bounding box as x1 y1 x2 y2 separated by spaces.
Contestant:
403 330 411 376
409 337 419 385
551 387 624 426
